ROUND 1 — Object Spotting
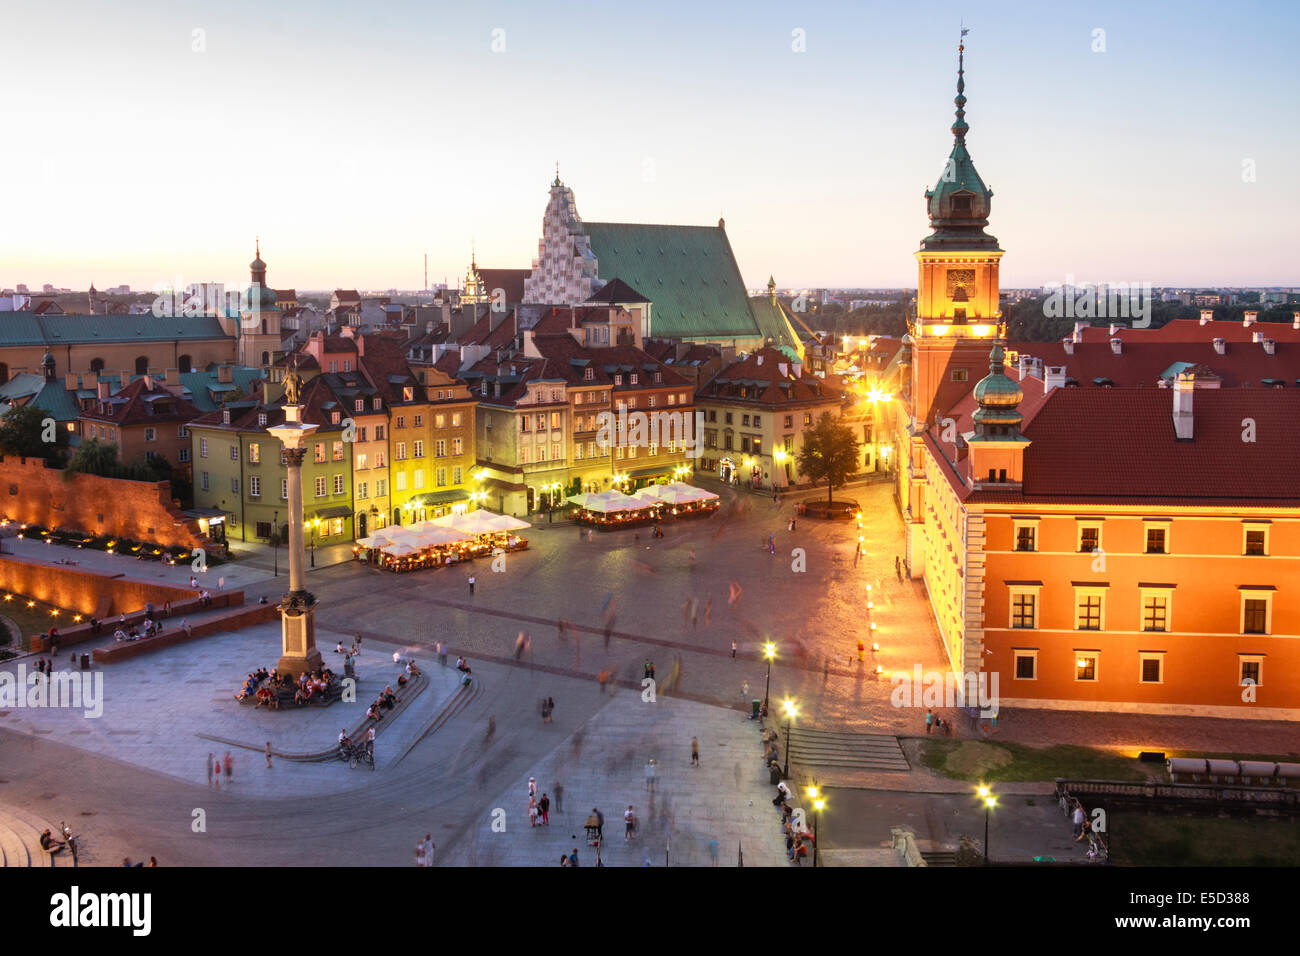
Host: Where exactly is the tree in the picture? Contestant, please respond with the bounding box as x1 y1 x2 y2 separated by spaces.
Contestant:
0 404 67 461
64 437 121 477
796 412 861 504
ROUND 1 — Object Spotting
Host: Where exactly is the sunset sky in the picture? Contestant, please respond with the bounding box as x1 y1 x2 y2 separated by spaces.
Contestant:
3 0 1297 293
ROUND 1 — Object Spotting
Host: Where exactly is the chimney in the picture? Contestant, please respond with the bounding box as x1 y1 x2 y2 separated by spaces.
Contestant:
1018 354 1032 380
218 365 233 383
64 372 78 391
1108 323 1121 335
1263 338 1276 355
1062 338 1075 355
1243 310 1258 327
1072 322 1086 343
1199 310 1213 325
165 367 180 385
1213 338 1226 355
1110 337 1122 355
425 320 433 334
355 334 365 357
1043 366 1067 393
97 380 113 400
1252 330 1262 343
1292 313 1300 331
1173 372 1194 440
119 369 130 385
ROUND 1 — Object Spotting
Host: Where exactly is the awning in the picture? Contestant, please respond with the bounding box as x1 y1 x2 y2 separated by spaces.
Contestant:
184 507 227 519
314 505 353 519
627 466 670 479
408 489 470 506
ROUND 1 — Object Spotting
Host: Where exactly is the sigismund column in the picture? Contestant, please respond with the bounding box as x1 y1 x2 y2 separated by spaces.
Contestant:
267 389 323 676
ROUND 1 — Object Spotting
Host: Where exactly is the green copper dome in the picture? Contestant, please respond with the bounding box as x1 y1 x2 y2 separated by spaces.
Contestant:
973 344 1022 406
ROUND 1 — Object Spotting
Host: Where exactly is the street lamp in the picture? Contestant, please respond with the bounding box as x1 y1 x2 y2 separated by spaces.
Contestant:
781 698 797 778
307 516 320 568
807 785 825 868
762 642 776 713
978 785 996 864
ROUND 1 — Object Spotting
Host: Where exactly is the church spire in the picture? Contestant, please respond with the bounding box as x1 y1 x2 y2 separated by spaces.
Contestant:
952 29 969 143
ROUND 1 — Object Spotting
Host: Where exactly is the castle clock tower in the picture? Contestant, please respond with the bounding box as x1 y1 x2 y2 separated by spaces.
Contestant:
910 37 1004 429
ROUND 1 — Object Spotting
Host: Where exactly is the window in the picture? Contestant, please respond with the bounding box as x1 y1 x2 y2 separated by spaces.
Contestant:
356 453 368 471
803 413 812 426
372 397 381 410
1144 521 1170 554
521 447 530 464
552 443 560 461
753 415 761 427
1244 525 1269 556
414 469 424 489
415 440 425 458
256 521 271 539
331 411 341 425
201 471 209 491
281 478 288 500
951 369 968 382
230 444 238 461
451 412 461 427
1013 519 1038 552
396 472 407 491
414 415 423 427
333 441 344 461
143 427 156 442
333 474 345 494
435 414 446 429
434 440 444 457
1074 651 1099 682
358 427 367 443
654 372 662 383
551 411 560 429
1078 524 1101 554
648 396 656 408
376 479 386 497
1010 591 1037 629
667 394 676 406
742 415 750 427
231 476 239 494
536 414 546 431
1139 653 1164 684
521 416 530 433
179 447 190 463
329 361 337 373
375 425 384 440
395 416 406 429
614 375 623 386
199 438 208 458
396 442 407 460
575 444 584 460
249 476 261 498
436 468 446 487
453 467 461 484
403 387 414 401
257 412 267 427
1239 655 1264 688
248 442 260 464
630 374 639 385
1013 650 1037 680
725 412 733 425
314 443 326 464
585 367 594 380
784 415 793 429
1141 591 1171 632
452 438 463 455
1241 592 1272 635
1075 590 1105 631
314 477 327 498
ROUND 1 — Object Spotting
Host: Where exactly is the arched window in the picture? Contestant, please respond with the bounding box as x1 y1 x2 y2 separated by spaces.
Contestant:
177 354 192 374
261 351 270 366
134 356 149 375
89 358 105 373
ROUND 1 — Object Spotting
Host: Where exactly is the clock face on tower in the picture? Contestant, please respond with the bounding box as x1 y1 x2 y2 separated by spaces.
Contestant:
946 269 975 298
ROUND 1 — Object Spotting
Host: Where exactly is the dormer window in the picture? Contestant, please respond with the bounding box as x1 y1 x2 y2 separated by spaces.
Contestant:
258 413 267 427
354 399 364 412
614 375 623 386
404 386 414 402
630 374 639 385
331 411 341 425
372 397 381 410
222 409 231 425
654 372 662 383
584 367 594 380
951 195 972 213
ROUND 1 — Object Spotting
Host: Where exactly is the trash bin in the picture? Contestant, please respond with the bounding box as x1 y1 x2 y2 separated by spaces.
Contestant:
80 654 90 670
769 763 783 785
750 698 761 718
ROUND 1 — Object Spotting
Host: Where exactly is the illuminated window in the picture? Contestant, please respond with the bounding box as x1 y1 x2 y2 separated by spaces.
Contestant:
1244 525 1269 556
1074 652 1098 682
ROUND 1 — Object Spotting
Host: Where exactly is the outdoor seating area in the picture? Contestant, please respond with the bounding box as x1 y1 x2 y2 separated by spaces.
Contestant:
566 483 719 530
353 511 531 573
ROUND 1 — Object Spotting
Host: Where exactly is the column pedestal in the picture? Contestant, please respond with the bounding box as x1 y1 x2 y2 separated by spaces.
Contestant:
277 591 322 676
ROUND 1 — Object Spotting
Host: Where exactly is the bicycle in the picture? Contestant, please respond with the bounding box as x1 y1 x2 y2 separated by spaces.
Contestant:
337 741 375 771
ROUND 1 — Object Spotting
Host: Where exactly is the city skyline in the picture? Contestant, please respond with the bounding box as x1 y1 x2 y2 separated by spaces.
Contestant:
4 0 1298 290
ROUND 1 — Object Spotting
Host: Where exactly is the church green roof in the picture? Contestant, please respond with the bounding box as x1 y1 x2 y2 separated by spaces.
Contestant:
582 222 761 340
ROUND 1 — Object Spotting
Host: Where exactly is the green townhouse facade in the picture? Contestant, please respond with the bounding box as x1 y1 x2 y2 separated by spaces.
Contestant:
188 390 354 547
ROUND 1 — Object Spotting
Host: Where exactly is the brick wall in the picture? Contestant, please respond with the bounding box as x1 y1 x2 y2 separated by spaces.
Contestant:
0 455 213 550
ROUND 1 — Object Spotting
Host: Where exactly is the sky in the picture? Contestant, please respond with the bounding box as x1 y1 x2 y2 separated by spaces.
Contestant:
3 0 1298 293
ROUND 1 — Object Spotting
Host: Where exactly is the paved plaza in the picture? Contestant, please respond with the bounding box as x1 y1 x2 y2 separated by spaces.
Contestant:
2 479 1297 866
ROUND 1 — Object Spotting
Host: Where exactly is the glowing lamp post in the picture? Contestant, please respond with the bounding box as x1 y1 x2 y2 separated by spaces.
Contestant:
782 698 798 778
762 642 776 713
808 785 825 867
978 785 996 864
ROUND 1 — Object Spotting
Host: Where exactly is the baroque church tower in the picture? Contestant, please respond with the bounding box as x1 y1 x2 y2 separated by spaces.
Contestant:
238 240 282 368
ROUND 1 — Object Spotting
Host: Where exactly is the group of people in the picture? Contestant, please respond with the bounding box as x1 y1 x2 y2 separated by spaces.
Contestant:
924 709 954 736
771 778 813 864
237 666 338 709
365 685 398 723
527 778 553 827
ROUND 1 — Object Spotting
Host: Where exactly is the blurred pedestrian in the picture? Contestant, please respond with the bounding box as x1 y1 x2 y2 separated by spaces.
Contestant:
691 737 700 766
265 741 273 769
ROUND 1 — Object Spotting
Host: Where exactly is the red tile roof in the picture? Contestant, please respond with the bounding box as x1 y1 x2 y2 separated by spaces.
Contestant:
699 347 841 406
80 376 202 427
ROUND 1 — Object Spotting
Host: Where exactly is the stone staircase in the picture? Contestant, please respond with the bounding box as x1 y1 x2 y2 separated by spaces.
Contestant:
786 727 910 772
0 804 77 867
